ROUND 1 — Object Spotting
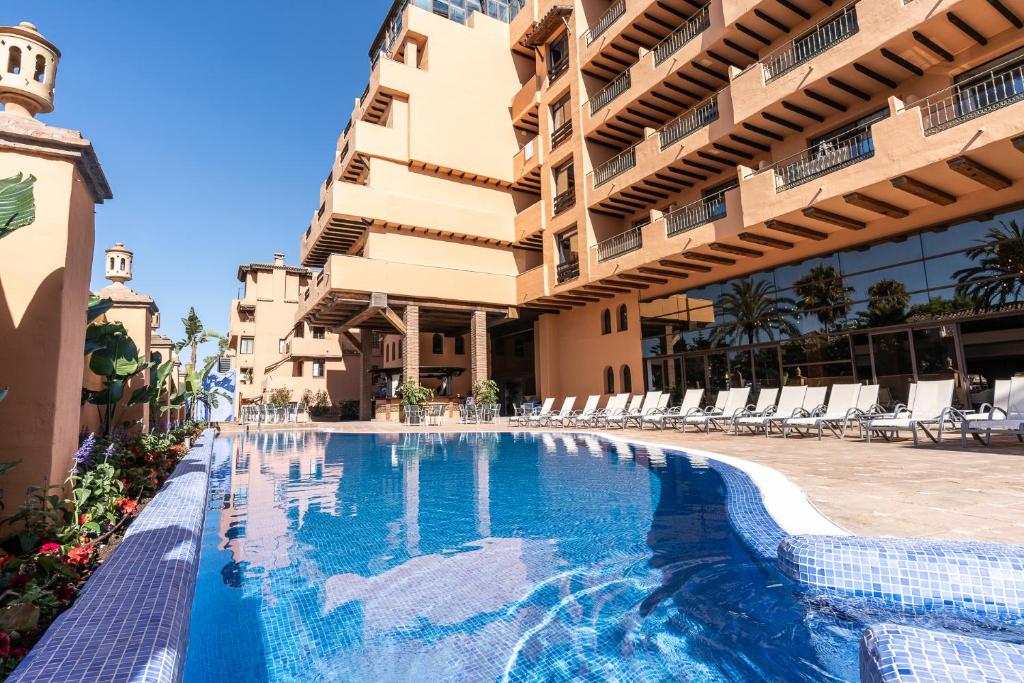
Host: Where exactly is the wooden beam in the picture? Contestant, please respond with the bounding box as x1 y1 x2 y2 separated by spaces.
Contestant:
659 258 712 272
582 283 633 294
776 0 811 19
781 101 824 122
378 306 408 335
947 156 1012 190
842 192 909 218
639 267 689 278
891 175 957 205
764 219 828 240
805 88 847 111
339 306 382 331
987 0 1023 28
801 207 866 230
754 9 790 32
827 76 870 100
571 288 614 299
618 273 669 284
763 111 803 132
881 48 923 76
551 293 602 303
683 252 736 266
853 62 896 88
739 232 794 249
341 330 364 352
537 297 582 308
743 121 785 141
946 12 987 46
1014 134 1024 153
604 278 650 289
912 31 953 62
711 242 764 258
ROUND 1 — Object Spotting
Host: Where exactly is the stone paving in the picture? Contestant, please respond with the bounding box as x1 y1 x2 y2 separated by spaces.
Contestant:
222 420 1024 544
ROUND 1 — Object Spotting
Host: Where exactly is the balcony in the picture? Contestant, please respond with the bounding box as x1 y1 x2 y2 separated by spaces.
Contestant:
659 94 719 150
593 145 637 188
555 257 580 284
653 4 710 66
512 75 542 132
666 193 727 237
287 336 344 359
762 3 859 83
589 70 631 116
583 0 625 46
766 126 875 192
919 57 1024 135
551 120 573 150
513 137 542 184
514 200 544 241
596 225 643 261
548 56 569 84
553 187 576 215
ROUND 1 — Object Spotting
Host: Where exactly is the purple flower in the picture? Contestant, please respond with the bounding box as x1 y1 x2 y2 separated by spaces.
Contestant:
74 433 97 468
102 441 118 463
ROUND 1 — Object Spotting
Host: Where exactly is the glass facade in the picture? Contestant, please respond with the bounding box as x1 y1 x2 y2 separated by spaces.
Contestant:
641 206 1024 408
370 0 518 61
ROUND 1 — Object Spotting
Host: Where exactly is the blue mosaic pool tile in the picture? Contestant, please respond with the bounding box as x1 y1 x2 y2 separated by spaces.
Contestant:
778 535 1024 620
9 429 217 683
860 623 1024 683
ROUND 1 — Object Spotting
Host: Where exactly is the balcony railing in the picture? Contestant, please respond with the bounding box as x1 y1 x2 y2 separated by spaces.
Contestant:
653 5 710 66
553 187 576 214
768 127 874 191
666 193 727 236
597 226 643 261
659 94 719 149
589 70 631 115
551 120 573 149
763 3 859 82
919 57 1024 133
585 0 626 45
556 257 581 283
593 145 637 187
549 57 570 83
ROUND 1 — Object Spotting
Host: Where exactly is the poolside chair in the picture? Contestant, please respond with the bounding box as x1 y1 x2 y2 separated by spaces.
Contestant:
641 388 704 430
720 387 778 434
961 379 1011 422
865 379 956 445
705 387 752 432
532 396 575 426
594 393 630 427
735 386 808 436
608 394 643 428
524 397 554 426
556 395 599 427
620 391 663 428
783 384 862 439
961 376 1024 446
656 393 671 410
677 389 730 432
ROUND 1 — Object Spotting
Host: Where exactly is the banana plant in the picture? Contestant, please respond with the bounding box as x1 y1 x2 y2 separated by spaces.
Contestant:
0 172 36 240
82 321 153 436
168 357 228 422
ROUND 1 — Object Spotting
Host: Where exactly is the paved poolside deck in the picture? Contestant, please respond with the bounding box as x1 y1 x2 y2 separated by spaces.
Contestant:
222 420 1024 545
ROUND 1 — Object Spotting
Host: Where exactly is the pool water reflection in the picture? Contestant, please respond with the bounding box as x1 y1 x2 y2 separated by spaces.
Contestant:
184 431 862 682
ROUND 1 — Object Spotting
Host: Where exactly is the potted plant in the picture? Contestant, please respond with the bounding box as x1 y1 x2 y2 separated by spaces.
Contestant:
396 381 433 424
472 379 499 406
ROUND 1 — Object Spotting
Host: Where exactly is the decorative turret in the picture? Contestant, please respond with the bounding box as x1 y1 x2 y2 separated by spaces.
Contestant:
0 22 60 119
104 242 133 285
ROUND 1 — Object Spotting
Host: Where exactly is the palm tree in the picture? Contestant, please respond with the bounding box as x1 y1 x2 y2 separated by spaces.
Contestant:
792 265 853 333
954 219 1024 306
858 278 910 327
710 278 799 346
176 307 218 371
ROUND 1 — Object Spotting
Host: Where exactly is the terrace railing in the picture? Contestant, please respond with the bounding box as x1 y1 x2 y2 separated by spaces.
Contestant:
589 70 632 115
593 145 637 187
551 120 573 149
919 57 1024 133
585 0 626 45
556 257 581 283
597 225 643 261
659 94 720 149
549 56 570 83
654 5 711 66
553 187 576 214
762 3 859 82
768 126 874 191
665 193 727 236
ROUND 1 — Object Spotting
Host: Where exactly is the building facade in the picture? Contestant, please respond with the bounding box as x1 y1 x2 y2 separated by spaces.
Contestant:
297 0 1024 416
228 254 361 411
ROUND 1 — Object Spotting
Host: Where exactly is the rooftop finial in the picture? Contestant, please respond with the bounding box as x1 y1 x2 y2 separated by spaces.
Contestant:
104 243 134 285
0 21 61 119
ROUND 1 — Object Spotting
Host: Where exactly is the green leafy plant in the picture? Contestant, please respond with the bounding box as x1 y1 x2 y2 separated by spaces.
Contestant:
268 388 293 407
175 307 222 372
710 278 799 345
954 219 1024 306
793 265 853 333
472 379 499 405
82 321 152 436
0 173 36 241
397 381 433 408
169 357 228 421
66 463 123 539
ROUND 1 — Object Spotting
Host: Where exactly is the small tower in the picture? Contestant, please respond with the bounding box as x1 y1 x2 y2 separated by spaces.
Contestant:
0 22 60 119
104 242 133 285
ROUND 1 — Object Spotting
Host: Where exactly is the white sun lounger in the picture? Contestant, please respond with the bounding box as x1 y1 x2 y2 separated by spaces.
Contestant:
641 388 704 430
722 387 778 434
682 388 750 433
961 377 1024 446
962 379 1011 422
865 380 956 445
558 395 600 427
733 386 808 436
593 393 629 427
525 397 556 426
783 384 862 439
533 396 575 427
676 389 730 432
621 391 663 428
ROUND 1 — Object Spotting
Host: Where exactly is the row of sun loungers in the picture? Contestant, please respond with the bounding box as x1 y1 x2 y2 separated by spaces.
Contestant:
510 377 1024 447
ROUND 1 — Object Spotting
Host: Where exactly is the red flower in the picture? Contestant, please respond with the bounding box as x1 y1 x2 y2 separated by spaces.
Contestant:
78 514 89 526
38 543 61 555
115 498 138 515
0 631 10 658
8 575 30 590
65 545 93 567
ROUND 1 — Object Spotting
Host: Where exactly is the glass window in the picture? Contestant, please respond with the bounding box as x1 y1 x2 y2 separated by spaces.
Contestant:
294 360 304 377
455 336 465 355
240 368 253 384
312 360 325 378
514 337 524 357
432 334 444 354
293 324 305 338
548 32 569 73
620 365 632 393
601 309 612 335
753 347 781 389
553 161 575 196
551 93 571 131
605 366 615 393
555 228 578 263
617 304 628 332
312 326 325 340
240 337 254 355
871 331 913 403
279 339 287 354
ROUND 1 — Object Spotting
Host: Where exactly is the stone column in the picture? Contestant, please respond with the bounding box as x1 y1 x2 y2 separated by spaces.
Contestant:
402 305 420 385
357 333 374 421
470 310 489 389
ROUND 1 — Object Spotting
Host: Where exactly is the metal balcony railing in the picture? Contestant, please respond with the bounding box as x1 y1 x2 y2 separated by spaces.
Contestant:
551 120 573 149
589 70 631 115
659 94 719 149
549 56 570 83
585 0 626 45
666 193 727 236
593 145 637 187
553 187 576 214
768 127 874 191
597 226 643 261
762 3 859 82
556 257 581 283
654 5 710 66
919 57 1024 133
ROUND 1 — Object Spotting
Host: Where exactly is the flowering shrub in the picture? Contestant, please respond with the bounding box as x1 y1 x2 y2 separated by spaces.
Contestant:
0 421 205 678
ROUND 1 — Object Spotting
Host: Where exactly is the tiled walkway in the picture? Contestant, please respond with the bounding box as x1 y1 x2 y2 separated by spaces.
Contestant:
223 421 1024 544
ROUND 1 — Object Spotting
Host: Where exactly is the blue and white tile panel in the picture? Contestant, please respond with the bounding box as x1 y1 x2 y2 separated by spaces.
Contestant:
9 429 216 683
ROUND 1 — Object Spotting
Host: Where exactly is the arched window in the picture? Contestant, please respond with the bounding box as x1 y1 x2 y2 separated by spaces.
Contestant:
604 367 615 394
119 257 126 271
600 308 611 335
454 336 465 355
621 365 632 394
432 334 443 354
7 47 21 75
109 256 115 270
385 344 390 363
34 55 45 83
617 304 629 332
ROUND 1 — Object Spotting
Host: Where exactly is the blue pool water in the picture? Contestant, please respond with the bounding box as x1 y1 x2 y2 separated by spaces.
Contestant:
185 431 865 682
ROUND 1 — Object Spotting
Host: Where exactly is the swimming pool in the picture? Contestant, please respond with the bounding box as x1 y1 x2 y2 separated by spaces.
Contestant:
184 431 865 681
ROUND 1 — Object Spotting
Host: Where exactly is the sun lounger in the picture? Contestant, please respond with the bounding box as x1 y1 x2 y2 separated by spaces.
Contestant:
681 388 750 433
865 380 956 445
532 396 575 427
783 384 862 439
721 387 778 434
735 386 810 437
524 397 555 426
641 388 704 430
676 389 730 432
620 391 663 428
961 377 1024 446
558 395 600 427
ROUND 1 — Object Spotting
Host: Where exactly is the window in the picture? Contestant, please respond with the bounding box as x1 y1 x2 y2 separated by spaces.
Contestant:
240 337 254 355
432 333 444 354
279 339 287 354
605 366 615 394
553 161 575 213
294 361 304 377
548 32 569 82
108 256 114 270
455 336 465 355
294 323 305 338
618 304 629 332
555 229 578 264
7 47 21 75
312 326 325 340
34 54 45 83
240 368 253 384
621 365 633 393
550 93 572 148
601 309 612 335
514 337 525 357
312 360 325 378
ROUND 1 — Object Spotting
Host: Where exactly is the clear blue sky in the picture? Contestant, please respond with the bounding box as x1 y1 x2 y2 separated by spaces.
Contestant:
10 2 391 357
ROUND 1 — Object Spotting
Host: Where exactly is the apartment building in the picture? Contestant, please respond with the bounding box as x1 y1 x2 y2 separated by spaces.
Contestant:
298 0 1024 416
228 254 361 409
